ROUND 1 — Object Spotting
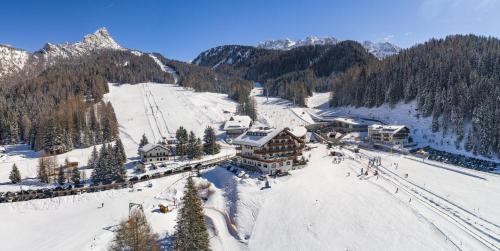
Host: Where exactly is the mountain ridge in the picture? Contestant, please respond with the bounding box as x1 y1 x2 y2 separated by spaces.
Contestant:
256 36 401 59
0 27 123 79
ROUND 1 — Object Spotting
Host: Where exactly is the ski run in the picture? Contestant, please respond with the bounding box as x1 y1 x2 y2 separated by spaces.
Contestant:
0 83 499 251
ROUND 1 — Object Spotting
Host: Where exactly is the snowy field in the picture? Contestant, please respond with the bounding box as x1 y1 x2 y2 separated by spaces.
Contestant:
0 84 499 250
104 82 237 158
251 86 314 127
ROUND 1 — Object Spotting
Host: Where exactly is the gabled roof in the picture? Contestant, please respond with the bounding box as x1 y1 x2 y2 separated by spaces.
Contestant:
289 126 307 138
369 124 408 134
139 143 170 153
223 115 252 131
233 127 304 147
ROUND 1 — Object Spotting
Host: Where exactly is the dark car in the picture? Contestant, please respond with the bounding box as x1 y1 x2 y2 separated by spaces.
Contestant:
129 176 139 182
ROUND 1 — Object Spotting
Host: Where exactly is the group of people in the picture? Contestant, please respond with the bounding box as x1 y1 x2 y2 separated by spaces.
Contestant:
368 156 381 168
332 156 344 164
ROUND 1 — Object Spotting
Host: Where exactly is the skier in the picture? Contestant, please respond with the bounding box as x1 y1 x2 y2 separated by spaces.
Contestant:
360 168 363 175
346 172 351 177
101 202 104 208
395 188 399 194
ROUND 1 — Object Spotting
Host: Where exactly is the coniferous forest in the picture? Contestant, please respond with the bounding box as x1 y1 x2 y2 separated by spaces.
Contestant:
0 50 173 153
330 35 500 157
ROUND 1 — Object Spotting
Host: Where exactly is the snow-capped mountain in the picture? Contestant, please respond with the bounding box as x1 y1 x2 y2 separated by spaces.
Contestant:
37 27 123 61
0 28 123 79
257 36 339 50
257 36 401 59
362 41 402 59
0 45 30 78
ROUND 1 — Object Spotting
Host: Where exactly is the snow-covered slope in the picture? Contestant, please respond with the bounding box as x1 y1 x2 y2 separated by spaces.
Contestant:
257 36 401 59
0 45 30 78
192 45 256 68
1 82 499 250
104 82 237 156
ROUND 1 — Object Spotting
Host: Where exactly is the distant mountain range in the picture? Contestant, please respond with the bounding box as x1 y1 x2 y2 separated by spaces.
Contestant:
256 36 401 59
0 28 123 79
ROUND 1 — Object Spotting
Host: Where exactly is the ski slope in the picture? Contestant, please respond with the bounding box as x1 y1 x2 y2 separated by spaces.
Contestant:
251 86 314 127
105 82 237 157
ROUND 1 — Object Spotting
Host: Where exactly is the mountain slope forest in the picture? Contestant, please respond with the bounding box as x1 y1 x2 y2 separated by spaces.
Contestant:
331 35 500 157
193 41 377 106
0 50 174 152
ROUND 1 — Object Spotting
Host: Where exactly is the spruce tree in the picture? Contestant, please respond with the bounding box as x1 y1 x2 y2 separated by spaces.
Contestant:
113 139 127 181
176 127 188 156
9 164 21 184
193 138 204 159
71 167 81 185
57 166 65 185
173 178 210 251
139 133 149 148
203 126 220 155
187 131 198 159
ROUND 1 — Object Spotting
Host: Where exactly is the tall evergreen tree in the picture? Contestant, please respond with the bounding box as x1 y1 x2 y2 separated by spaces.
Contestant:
71 167 81 185
176 127 189 156
57 166 65 185
203 126 220 155
173 178 210 251
9 164 21 184
139 133 149 148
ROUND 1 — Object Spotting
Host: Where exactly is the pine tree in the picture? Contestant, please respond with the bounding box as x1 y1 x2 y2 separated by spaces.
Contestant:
193 138 204 159
57 166 65 185
187 131 198 159
114 138 127 164
111 209 159 251
174 178 210 250
176 127 188 156
113 139 127 181
139 133 149 148
71 167 81 185
203 126 220 155
9 164 21 184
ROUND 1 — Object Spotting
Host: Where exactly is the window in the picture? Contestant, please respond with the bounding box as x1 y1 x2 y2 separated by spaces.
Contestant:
287 161 291 165
279 162 283 166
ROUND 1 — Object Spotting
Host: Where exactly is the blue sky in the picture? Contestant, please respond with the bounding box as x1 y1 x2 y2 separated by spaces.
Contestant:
1 0 499 61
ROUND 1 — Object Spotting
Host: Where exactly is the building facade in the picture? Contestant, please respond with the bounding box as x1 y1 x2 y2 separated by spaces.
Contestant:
223 115 252 136
368 125 410 145
138 143 174 164
233 126 306 174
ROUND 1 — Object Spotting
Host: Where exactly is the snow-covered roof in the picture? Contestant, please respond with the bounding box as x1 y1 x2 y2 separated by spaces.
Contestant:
289 126 307 138
333 117 371 126
369 124 408 133
232 126 283 147
223 115 252 131
232 126 305 147
139 143 169 153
